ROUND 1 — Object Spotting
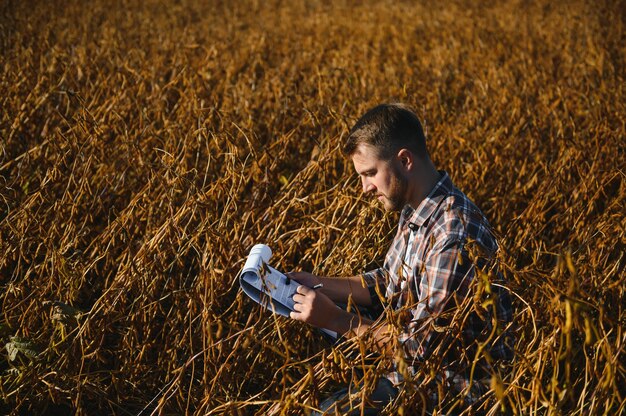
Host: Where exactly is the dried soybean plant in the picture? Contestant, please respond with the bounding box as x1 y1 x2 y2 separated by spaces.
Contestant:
1 0 624 415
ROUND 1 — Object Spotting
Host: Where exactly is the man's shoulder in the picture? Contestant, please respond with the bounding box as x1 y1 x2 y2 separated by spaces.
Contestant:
428 188 496 248
430 186 481 222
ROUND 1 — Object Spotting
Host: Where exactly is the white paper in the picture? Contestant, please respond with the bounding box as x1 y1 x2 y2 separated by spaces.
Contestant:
239 244 337 338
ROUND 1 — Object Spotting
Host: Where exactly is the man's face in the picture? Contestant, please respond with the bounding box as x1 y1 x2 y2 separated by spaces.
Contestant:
351 144 408 212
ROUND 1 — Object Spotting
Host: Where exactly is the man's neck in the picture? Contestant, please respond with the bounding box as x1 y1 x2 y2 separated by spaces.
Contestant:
405 160 441 209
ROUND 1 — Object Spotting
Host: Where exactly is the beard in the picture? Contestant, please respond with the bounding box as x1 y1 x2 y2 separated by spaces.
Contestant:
380 164 408 212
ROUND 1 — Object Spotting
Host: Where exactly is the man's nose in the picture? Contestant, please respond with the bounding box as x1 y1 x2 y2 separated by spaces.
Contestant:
362 178 375 194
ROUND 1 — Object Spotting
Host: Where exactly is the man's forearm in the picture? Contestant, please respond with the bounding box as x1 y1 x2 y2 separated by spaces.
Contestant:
317 275 373 306
328 309 395 356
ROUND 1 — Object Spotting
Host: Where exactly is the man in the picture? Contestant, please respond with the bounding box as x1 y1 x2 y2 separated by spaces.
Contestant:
288 104 513 414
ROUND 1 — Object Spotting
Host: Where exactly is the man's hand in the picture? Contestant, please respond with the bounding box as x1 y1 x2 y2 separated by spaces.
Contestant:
290 285 343 330
290 285 391 350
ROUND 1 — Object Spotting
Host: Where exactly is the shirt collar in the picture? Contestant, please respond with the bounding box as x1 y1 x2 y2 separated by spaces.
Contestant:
402 171 453 228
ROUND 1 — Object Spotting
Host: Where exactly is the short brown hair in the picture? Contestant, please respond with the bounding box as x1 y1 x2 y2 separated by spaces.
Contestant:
343 103 427 160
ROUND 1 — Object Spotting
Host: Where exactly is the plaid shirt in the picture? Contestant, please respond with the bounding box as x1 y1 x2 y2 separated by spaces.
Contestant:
362 172 513 404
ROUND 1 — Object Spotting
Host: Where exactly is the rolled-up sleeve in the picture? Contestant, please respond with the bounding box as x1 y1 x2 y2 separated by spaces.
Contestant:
362 267 388 288
362 267 389 313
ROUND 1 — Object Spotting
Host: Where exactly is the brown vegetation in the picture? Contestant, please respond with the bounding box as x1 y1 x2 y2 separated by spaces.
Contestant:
1 0 624 414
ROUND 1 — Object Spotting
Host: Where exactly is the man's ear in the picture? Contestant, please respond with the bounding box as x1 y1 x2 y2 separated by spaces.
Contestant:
396 149 414 171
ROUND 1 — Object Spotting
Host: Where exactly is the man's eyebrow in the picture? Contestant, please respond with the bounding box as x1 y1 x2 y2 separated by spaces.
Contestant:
358 168 376 176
